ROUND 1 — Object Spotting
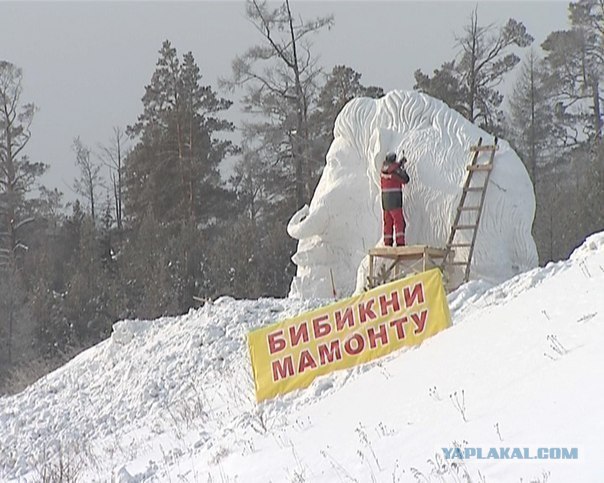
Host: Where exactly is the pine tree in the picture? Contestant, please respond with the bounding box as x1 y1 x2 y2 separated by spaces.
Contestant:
414 61 466 118
536 1 604 260
541 0 604 145
312 65 384 160
507 49 560 185
506 50 566 264
32 202 83 358
0 61 47 365
125 40 235 226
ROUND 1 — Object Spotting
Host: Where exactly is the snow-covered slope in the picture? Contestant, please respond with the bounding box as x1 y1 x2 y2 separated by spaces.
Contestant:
1 233 603 483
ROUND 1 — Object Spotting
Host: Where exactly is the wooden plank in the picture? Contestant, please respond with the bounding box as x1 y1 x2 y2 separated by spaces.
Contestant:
452 224 478 230
369 246 419 257
369 253 445 262
470 145 498 152
458 206 481 211
467 165 493 172
424 247 448 257
368 245 447 257
384 259 399 281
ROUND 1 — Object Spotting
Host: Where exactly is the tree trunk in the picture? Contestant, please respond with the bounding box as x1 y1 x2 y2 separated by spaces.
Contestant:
468 10 478 123
188 109 195 219
116 128 123 230
89 181 95 223
2 108 17 364
7 292 13 364
592 76 602 143
530 61 537 185
286 0 308 208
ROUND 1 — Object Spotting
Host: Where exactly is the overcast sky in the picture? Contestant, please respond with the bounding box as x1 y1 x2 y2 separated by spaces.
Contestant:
1 1 569 201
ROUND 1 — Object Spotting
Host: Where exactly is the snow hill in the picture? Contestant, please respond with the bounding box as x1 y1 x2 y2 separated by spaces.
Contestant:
1 233 604 483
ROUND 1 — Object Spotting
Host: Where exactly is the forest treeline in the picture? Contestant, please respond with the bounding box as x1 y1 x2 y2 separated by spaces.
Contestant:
1 0 603 393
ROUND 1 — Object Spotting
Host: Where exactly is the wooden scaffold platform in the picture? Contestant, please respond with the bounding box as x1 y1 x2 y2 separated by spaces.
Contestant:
366 245 449 289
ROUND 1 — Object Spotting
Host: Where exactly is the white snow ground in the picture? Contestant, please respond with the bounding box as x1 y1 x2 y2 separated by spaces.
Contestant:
1 233 603 483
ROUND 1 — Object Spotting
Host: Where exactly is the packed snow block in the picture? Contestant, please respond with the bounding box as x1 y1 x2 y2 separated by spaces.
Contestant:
288 90 538 298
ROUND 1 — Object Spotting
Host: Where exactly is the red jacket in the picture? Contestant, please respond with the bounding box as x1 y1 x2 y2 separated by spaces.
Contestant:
380 161 409 210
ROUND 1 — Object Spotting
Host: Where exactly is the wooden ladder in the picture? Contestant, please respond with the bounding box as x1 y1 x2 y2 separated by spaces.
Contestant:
441 137 498 284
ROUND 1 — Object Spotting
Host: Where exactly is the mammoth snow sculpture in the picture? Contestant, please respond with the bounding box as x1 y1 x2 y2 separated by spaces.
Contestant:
287 90 538 298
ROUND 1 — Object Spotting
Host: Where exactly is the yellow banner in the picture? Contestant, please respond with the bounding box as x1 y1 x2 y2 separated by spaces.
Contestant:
248 268 451 402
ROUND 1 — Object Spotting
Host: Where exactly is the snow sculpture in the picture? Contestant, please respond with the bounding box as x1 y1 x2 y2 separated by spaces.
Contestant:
287 90 538 298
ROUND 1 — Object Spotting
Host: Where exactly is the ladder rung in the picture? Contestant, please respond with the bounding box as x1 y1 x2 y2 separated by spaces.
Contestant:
470 145 498 152
466 187 483 192
449 261 470 266
453 224 478 230
450 243 472 247
458 206 481 211
467 165 492 172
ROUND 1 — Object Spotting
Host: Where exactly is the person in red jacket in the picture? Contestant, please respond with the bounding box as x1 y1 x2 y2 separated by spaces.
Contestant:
380 152 410 246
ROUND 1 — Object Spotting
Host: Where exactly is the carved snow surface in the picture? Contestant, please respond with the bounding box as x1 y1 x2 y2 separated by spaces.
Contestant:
288 90 538 298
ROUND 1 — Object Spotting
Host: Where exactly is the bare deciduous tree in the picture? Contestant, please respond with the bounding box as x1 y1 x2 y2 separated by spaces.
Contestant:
224 0 334 208
415 8 533 131
72 136 102 224
99 127 127 230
